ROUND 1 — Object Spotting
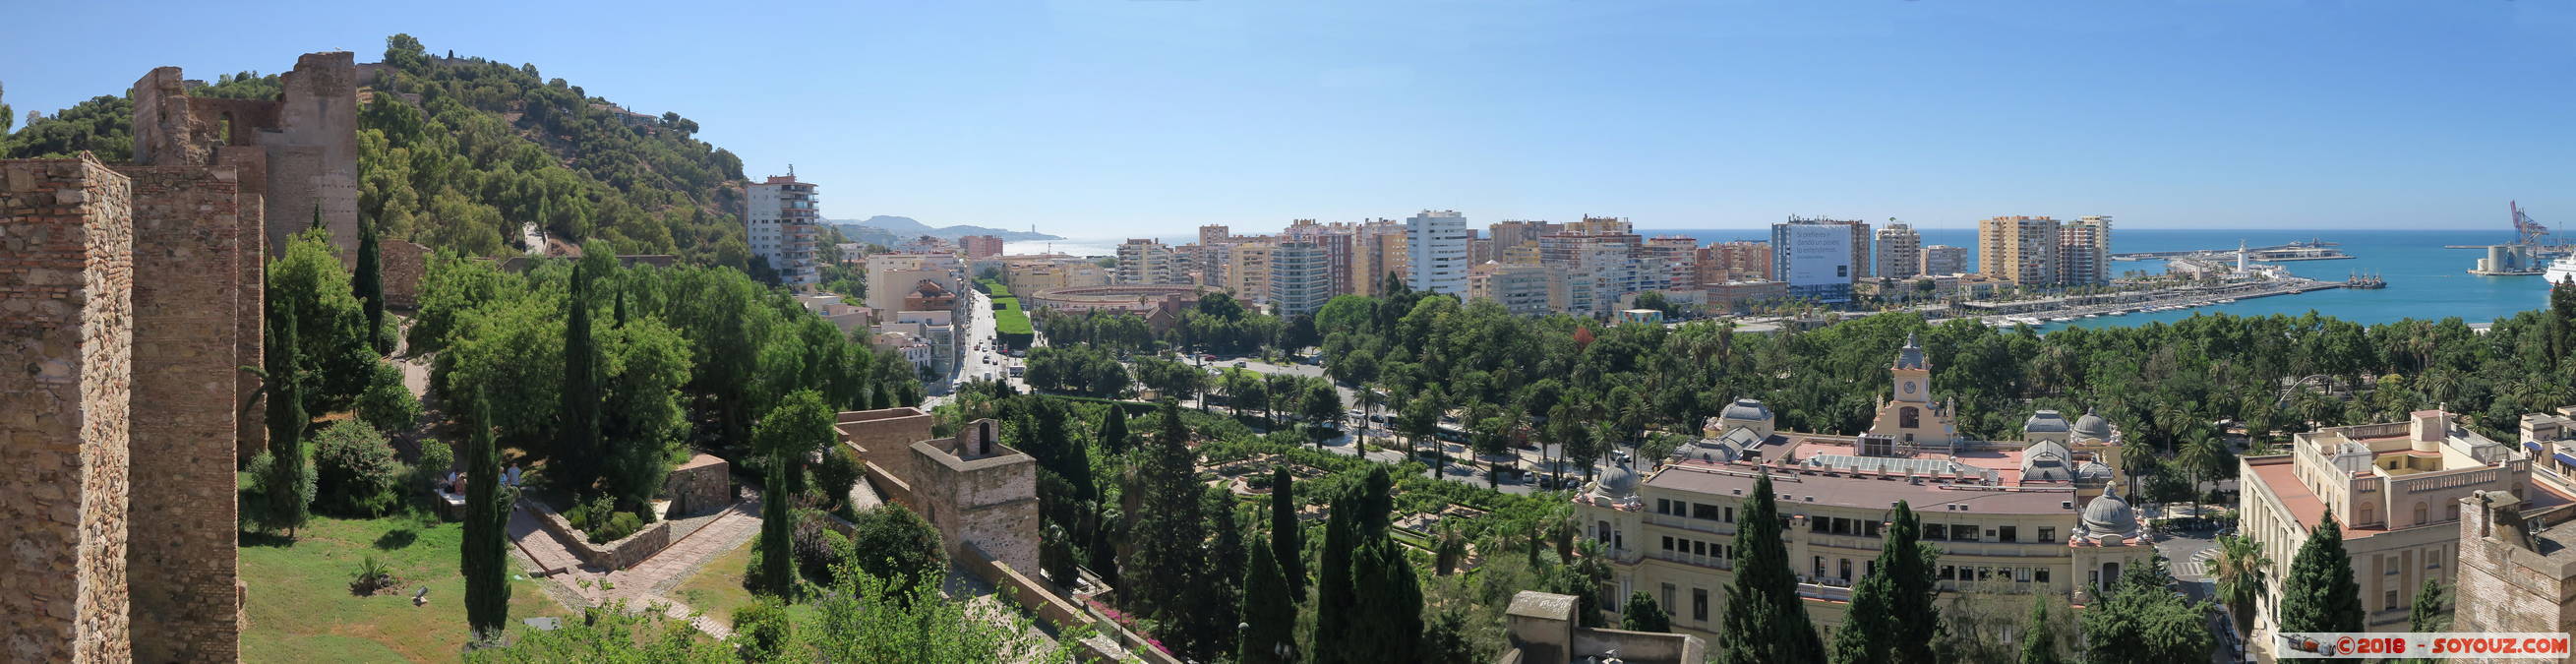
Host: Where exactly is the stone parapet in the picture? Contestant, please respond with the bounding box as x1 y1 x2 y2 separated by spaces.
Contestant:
522 499 674 571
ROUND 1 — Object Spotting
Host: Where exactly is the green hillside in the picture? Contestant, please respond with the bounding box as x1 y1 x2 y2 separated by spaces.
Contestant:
2 34 761 267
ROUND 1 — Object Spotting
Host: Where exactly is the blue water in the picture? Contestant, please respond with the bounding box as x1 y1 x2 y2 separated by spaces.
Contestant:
1641 228 2557 329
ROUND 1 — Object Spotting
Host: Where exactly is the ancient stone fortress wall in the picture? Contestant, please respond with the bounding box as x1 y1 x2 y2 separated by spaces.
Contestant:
112 164 246 662
131 52 358 265
835 407 934 489
379 240 430 309
909 419 1042 573
663 453 731 517
0 155 136 664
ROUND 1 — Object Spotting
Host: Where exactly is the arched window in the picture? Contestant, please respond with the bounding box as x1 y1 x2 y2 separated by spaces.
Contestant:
1900 406 1921 429
2414 502 2429 525
2361 504 2376 525
1597 520 1612 544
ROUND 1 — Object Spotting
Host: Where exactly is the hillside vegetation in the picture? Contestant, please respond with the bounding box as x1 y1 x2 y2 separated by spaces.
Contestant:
2 34 759 267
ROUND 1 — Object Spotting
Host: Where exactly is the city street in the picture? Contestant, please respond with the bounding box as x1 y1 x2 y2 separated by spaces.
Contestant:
925 286 1023 410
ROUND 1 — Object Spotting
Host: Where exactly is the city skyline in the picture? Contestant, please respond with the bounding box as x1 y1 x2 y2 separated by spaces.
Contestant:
4 1 2571 237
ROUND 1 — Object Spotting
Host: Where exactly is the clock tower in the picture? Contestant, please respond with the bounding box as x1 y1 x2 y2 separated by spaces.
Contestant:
1890 332 1931 404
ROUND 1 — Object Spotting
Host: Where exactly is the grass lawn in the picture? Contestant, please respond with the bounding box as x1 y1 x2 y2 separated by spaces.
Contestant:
670 537 819 629
239 513 567 663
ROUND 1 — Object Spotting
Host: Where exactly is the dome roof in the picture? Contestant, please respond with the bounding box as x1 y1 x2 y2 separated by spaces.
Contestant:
2024 409 2071 434
1721 398 1773 422
2021 440 2073 481
2081 485 2139 534
2071 409 2112 440
1590 459 1641 500
2074 461 2116 481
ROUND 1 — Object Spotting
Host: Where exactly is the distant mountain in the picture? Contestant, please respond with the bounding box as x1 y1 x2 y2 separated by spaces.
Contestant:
834 215 1061 242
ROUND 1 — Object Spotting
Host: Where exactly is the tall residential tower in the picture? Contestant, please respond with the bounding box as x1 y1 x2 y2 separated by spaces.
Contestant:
745 173 822 285
1406 210 1471 295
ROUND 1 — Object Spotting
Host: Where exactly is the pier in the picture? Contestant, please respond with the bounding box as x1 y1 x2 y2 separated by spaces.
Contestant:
1956 276 2347 329
2112 240 2351 262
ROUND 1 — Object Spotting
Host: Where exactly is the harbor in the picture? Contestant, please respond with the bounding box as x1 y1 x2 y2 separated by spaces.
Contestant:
1960 276 2347 329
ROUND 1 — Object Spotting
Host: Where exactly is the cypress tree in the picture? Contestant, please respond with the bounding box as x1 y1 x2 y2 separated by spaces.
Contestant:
1338 538 1422 663
461 390 510 637
2018 596 2063 664
2401 578 2448 664
1269 467 1305 598
353 215 386 354
1097 403 1130 455
1239 535 1297 664
2278 513 2364 634
755 449 795 596
559 261 600 494
263 298 312 537
1180 486 1247 660
1312 467 1397 663
1715 472 1823 664
1830 501 1940 664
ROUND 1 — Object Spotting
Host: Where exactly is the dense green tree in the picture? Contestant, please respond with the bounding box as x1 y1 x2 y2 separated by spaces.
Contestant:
269 228 377 409
1621 591 1672 633
1311 467 1401 663
2080 558 2212 664
2279 514 2365 634
461 391 510 638
559 256 602 493
2212 533 2272 637
753 449 795 597
752 390 836 499
2018 595 2065 664
843 503 946 598
1176 486 1247 659
1096 402 1131 455
1269 467 1306 597
2400 578 2449 664
1124 400 1207 622
1715 472 1823 664
1830 501 1941 664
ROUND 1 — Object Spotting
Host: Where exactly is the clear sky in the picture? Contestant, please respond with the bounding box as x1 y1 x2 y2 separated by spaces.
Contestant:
5 1 2571 236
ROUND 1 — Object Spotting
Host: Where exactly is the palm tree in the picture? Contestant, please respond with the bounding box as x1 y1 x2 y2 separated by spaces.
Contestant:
2211 534 2272 637
2175 431 2231 519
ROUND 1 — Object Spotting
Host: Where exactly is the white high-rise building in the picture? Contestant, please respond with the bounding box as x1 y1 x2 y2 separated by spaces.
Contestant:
745 173 821 285
1406 210 1471 295
1874 223 1923 280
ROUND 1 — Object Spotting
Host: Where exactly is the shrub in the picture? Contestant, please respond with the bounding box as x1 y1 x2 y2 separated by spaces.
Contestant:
812 447 861 510
355 360 423 433
248 449 318 533
731 600 794 660
350 554 397 595
845 503 945 596
314 420 404 516
792 511 850 583
564 494 645 543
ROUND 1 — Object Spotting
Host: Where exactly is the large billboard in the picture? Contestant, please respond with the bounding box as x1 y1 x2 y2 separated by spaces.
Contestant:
1778 224 1852 290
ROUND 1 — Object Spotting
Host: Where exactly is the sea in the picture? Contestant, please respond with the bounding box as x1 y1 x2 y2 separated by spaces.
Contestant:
1647 227 2558 330
1018 228 2563 330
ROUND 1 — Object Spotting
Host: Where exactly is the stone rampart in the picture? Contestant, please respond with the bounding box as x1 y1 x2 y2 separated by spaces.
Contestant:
111 165 244 662
0 155 135 663
380 240 429 310
522 499 674 571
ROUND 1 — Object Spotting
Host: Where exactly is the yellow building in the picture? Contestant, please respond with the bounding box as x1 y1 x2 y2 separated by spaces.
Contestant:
2237 410 2556 656
1577 334 2151 639
1977 215 2061 286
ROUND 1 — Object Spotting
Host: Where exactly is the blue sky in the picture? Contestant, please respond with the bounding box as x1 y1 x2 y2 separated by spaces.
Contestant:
5 1 2571 236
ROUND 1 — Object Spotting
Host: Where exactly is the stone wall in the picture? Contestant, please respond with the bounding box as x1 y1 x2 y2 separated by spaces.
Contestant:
112 165 245 662
909 420 1042 573
662 453 730 518
380 240 429 310
0 156 135 664
2455 493 2576 635
522 500 674 571
836 407 934 487
131 52 358 265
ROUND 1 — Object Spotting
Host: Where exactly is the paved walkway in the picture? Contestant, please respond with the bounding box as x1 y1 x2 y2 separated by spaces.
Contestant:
508 505 579 576
508 497 765 639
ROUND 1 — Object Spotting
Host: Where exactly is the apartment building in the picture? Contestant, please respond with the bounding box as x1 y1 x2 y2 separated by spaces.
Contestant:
744 173 822 285
1922 245 1967 276
1770 219 1857 304
1875 223 1923 280
1268 241 1334 316
1226 242 1276 306
1698 241 1770 285
959 234 1005 259
1978 216 2062 286
2060 215 2112 286
1407 210 1471 295
1468 262 1560 316
1115 238 1186 285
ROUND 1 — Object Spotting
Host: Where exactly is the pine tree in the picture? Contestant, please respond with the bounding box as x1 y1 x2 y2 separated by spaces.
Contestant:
1124 400 1206 622
262 298 312 537
1830 501 1939 664
2278 513 2364 634
461 390 510 638
1239 536 1297 664
1269 466 1305 598
559 260 600 494
1097 403 1130 455
353 214 387 354
1715 472 1823 664
2018 596 2063 664
1622 591 1672 633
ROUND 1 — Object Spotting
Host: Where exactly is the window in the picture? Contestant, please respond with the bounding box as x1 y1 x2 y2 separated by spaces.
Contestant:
1662 583 1677 616
1838 559 1853 581
2384 589 2399 611
1865 520 1883 537
1900 406 1921 428
1724 507 1736 523
1693 588 1709 622
1597 520 1612 544
1941 565 1955 580
2038 527 2055 542
1814 556 1827 577
1657 499 1673 514
1694 503 1720 520
1693 540 1707 557
2035 568 2051 584
1999 525 2018 542
1662 536 1674 552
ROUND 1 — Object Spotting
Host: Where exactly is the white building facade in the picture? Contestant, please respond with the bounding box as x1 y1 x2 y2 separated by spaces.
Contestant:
1406 210 1471 295
745 173 822 285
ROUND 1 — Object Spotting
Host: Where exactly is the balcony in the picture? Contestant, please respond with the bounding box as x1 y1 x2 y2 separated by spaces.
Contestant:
1645 513 1735 536
1648 550 1734 571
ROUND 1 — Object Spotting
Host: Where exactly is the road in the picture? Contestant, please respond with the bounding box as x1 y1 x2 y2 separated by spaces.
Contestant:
924 287 1024 410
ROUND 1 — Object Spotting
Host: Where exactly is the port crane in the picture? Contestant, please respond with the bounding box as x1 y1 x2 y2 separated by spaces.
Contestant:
2515 201 2550 246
